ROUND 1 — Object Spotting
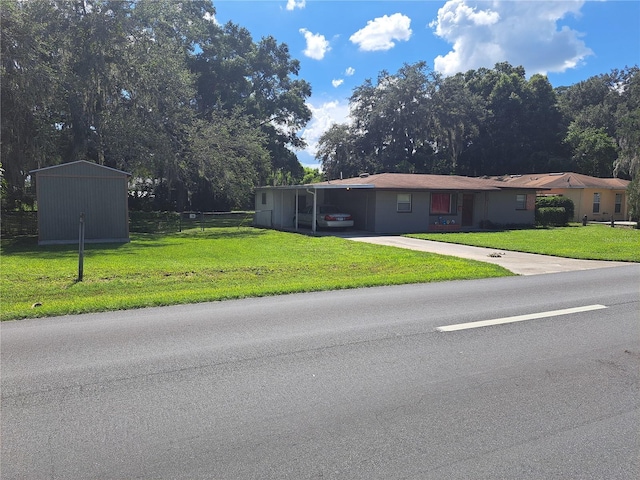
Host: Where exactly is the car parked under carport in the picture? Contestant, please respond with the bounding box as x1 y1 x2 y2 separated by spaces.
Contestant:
294 205 354 229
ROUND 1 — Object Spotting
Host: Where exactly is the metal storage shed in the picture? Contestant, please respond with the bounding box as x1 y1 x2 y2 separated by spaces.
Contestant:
31 161 131 245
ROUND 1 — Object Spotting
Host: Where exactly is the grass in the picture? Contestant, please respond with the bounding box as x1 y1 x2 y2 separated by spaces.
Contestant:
407 224 640 262
1 227 511 321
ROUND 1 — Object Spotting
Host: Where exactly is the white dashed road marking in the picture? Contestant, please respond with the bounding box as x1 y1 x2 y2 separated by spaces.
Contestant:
436 305 608 332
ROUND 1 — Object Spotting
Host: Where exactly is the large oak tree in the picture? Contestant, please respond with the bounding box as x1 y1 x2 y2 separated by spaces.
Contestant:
1 0 311 211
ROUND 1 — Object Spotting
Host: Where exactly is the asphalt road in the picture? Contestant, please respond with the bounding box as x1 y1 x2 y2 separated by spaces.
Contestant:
2 265 639 479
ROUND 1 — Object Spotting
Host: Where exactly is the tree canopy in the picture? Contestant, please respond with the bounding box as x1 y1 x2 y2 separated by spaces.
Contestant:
1 0 311 211
315 62 639 219
318 62 639 182
2 0 638 215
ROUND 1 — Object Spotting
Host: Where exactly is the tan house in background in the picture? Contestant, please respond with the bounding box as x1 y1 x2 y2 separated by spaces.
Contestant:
494 172 630 222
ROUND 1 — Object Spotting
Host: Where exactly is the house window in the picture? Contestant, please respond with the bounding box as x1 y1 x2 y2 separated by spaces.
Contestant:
397 193 412 213
615 193 622 213
431 193 456 214
516 194 527 210
593 193 600 213
261 192 267 205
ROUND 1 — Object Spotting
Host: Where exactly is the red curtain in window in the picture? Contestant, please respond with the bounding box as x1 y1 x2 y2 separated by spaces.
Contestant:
431 193 450 214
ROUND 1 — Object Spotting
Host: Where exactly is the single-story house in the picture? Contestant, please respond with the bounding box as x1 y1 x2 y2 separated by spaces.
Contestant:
254 173 539 234
492 173 630 222
31 160 131 245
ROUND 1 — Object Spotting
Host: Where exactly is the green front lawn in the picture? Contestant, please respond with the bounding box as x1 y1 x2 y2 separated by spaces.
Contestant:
1 228 511 320
408 224 640 262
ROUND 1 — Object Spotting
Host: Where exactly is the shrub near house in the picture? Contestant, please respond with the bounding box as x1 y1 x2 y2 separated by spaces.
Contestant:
536 196 575 226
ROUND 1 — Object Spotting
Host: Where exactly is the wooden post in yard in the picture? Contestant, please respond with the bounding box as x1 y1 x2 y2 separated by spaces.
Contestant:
78 212 85 281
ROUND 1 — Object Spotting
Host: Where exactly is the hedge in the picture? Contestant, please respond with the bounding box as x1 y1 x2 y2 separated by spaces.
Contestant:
536 207 568 226
536 196 575 220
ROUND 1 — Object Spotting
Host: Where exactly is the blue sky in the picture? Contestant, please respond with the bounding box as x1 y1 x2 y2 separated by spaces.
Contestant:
212 1 640 168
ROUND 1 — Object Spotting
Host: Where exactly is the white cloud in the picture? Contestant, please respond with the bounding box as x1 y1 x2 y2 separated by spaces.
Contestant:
332 79 344 88
345 67 355 76
350 13 412 51
300 99 351 159
286 0 305 11
430 0 593 76
203 11 218 25
299 28 330 60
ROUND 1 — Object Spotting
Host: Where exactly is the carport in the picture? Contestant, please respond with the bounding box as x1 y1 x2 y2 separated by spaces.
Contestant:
254 183 374 233
255 173 538 234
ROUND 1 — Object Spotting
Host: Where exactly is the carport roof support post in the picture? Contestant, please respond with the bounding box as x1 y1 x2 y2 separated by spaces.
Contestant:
313 189 318 233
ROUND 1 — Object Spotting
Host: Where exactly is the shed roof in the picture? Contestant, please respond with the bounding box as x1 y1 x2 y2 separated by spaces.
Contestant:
491 172 629 190
30 160 131 177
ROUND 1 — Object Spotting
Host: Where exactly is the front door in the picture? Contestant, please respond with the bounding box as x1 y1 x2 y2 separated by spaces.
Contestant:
462 194 474 226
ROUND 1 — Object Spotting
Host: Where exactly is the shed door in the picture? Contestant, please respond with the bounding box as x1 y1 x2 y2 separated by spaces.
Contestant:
462 194 474 226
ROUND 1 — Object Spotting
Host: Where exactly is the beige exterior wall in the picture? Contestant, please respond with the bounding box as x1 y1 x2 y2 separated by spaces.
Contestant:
544 188 628 221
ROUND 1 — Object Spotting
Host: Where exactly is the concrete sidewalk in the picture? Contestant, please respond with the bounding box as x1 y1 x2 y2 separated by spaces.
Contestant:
340 234 632 276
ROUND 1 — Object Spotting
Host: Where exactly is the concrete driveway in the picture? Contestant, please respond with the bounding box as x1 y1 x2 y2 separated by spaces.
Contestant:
337 233 632 276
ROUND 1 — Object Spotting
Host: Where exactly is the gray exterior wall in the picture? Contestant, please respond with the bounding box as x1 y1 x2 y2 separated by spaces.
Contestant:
327 188 536 232
484 190 536 225
254 187 299 229
373 190 431 233
254 188 275 227
254 186 535 233
34 161 130 245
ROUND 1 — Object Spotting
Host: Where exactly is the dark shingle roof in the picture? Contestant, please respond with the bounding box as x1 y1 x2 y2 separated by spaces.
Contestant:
491 172 629 189
313 173 528 191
